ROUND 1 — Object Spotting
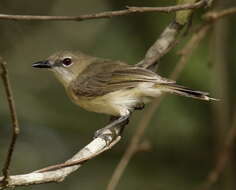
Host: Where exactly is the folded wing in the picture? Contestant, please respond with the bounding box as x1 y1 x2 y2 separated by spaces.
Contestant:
70 59 175 97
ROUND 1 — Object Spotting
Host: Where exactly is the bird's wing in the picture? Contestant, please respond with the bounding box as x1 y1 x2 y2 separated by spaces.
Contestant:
70 60 175 97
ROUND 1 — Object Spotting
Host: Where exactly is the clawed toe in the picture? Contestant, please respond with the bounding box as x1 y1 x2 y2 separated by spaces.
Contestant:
134 103 145 110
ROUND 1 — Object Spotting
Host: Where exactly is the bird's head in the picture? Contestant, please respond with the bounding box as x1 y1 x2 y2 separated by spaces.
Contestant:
32 51 93 87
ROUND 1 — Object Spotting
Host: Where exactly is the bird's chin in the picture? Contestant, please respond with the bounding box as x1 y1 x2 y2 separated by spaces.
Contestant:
52 67 75 87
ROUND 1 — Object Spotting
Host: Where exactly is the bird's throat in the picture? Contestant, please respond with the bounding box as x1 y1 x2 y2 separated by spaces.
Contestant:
53 67 75 87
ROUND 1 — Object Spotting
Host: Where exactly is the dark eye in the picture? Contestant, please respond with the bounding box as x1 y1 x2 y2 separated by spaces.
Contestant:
62 58 72 67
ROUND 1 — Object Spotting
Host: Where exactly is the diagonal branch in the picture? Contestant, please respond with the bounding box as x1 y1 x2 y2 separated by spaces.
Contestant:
0 58 20 185
137 0 207 70
0 123 123 189
136 21 183 70
0 1 205 22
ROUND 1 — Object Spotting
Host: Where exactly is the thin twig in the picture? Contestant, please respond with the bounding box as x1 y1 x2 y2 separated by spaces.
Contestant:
198 108 236 190
106 23 211 190
172 24 211 79
0 1 205 22
203 7 236 21
0 58 20 185
36 136 121 173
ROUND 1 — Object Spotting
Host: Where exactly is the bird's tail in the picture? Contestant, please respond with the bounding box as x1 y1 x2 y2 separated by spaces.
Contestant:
157 83 218 101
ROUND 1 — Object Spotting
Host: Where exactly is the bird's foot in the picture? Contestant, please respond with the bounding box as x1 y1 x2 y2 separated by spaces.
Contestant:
134 103 145 110
93 115 130 144
94 127 117 145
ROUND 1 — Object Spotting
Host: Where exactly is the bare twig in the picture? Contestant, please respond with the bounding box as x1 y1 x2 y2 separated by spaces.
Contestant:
0 58 20 185
172 24 211 79
198 108 236 190
127 1 205 13
0 1 205 22
203 7 236 21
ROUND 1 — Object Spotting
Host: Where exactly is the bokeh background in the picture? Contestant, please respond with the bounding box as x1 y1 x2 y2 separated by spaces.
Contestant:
1 0 236 190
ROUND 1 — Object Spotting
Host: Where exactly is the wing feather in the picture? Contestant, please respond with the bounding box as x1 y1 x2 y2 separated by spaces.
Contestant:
70 60 174 97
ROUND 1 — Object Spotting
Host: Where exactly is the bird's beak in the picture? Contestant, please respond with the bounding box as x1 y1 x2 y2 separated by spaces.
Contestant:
32 60 52 69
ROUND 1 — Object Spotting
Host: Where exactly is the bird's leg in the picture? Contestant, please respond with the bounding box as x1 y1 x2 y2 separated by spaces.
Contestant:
94 114 130 141
107 115 119 124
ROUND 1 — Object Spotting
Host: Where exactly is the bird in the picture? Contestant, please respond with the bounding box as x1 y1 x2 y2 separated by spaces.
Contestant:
32 51 216 136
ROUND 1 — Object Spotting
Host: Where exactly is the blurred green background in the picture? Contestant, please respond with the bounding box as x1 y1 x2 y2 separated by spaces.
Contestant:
0 0 236 190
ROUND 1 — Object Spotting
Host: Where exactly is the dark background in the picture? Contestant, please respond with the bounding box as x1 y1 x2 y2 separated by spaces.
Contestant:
0 0 236 190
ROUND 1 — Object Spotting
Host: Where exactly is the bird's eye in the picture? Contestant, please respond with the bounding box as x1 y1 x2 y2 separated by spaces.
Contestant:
62 58 72 67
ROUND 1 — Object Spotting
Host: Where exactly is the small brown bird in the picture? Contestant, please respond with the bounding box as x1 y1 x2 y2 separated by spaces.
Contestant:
33 51 216 135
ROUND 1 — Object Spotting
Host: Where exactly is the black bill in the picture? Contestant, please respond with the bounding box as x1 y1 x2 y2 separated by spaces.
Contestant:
32 60 51 68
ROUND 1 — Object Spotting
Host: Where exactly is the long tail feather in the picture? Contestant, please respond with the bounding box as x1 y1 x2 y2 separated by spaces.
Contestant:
159 83 218 101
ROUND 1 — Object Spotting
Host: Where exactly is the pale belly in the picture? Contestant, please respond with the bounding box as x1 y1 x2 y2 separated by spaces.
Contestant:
68 83 162 116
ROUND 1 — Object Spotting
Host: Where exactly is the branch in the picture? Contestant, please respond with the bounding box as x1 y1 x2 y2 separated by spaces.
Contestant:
0 1 205 22
171 24 211 79
136 21 183 70
0 58 20 186
203 7 236 21
0 122 124 189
